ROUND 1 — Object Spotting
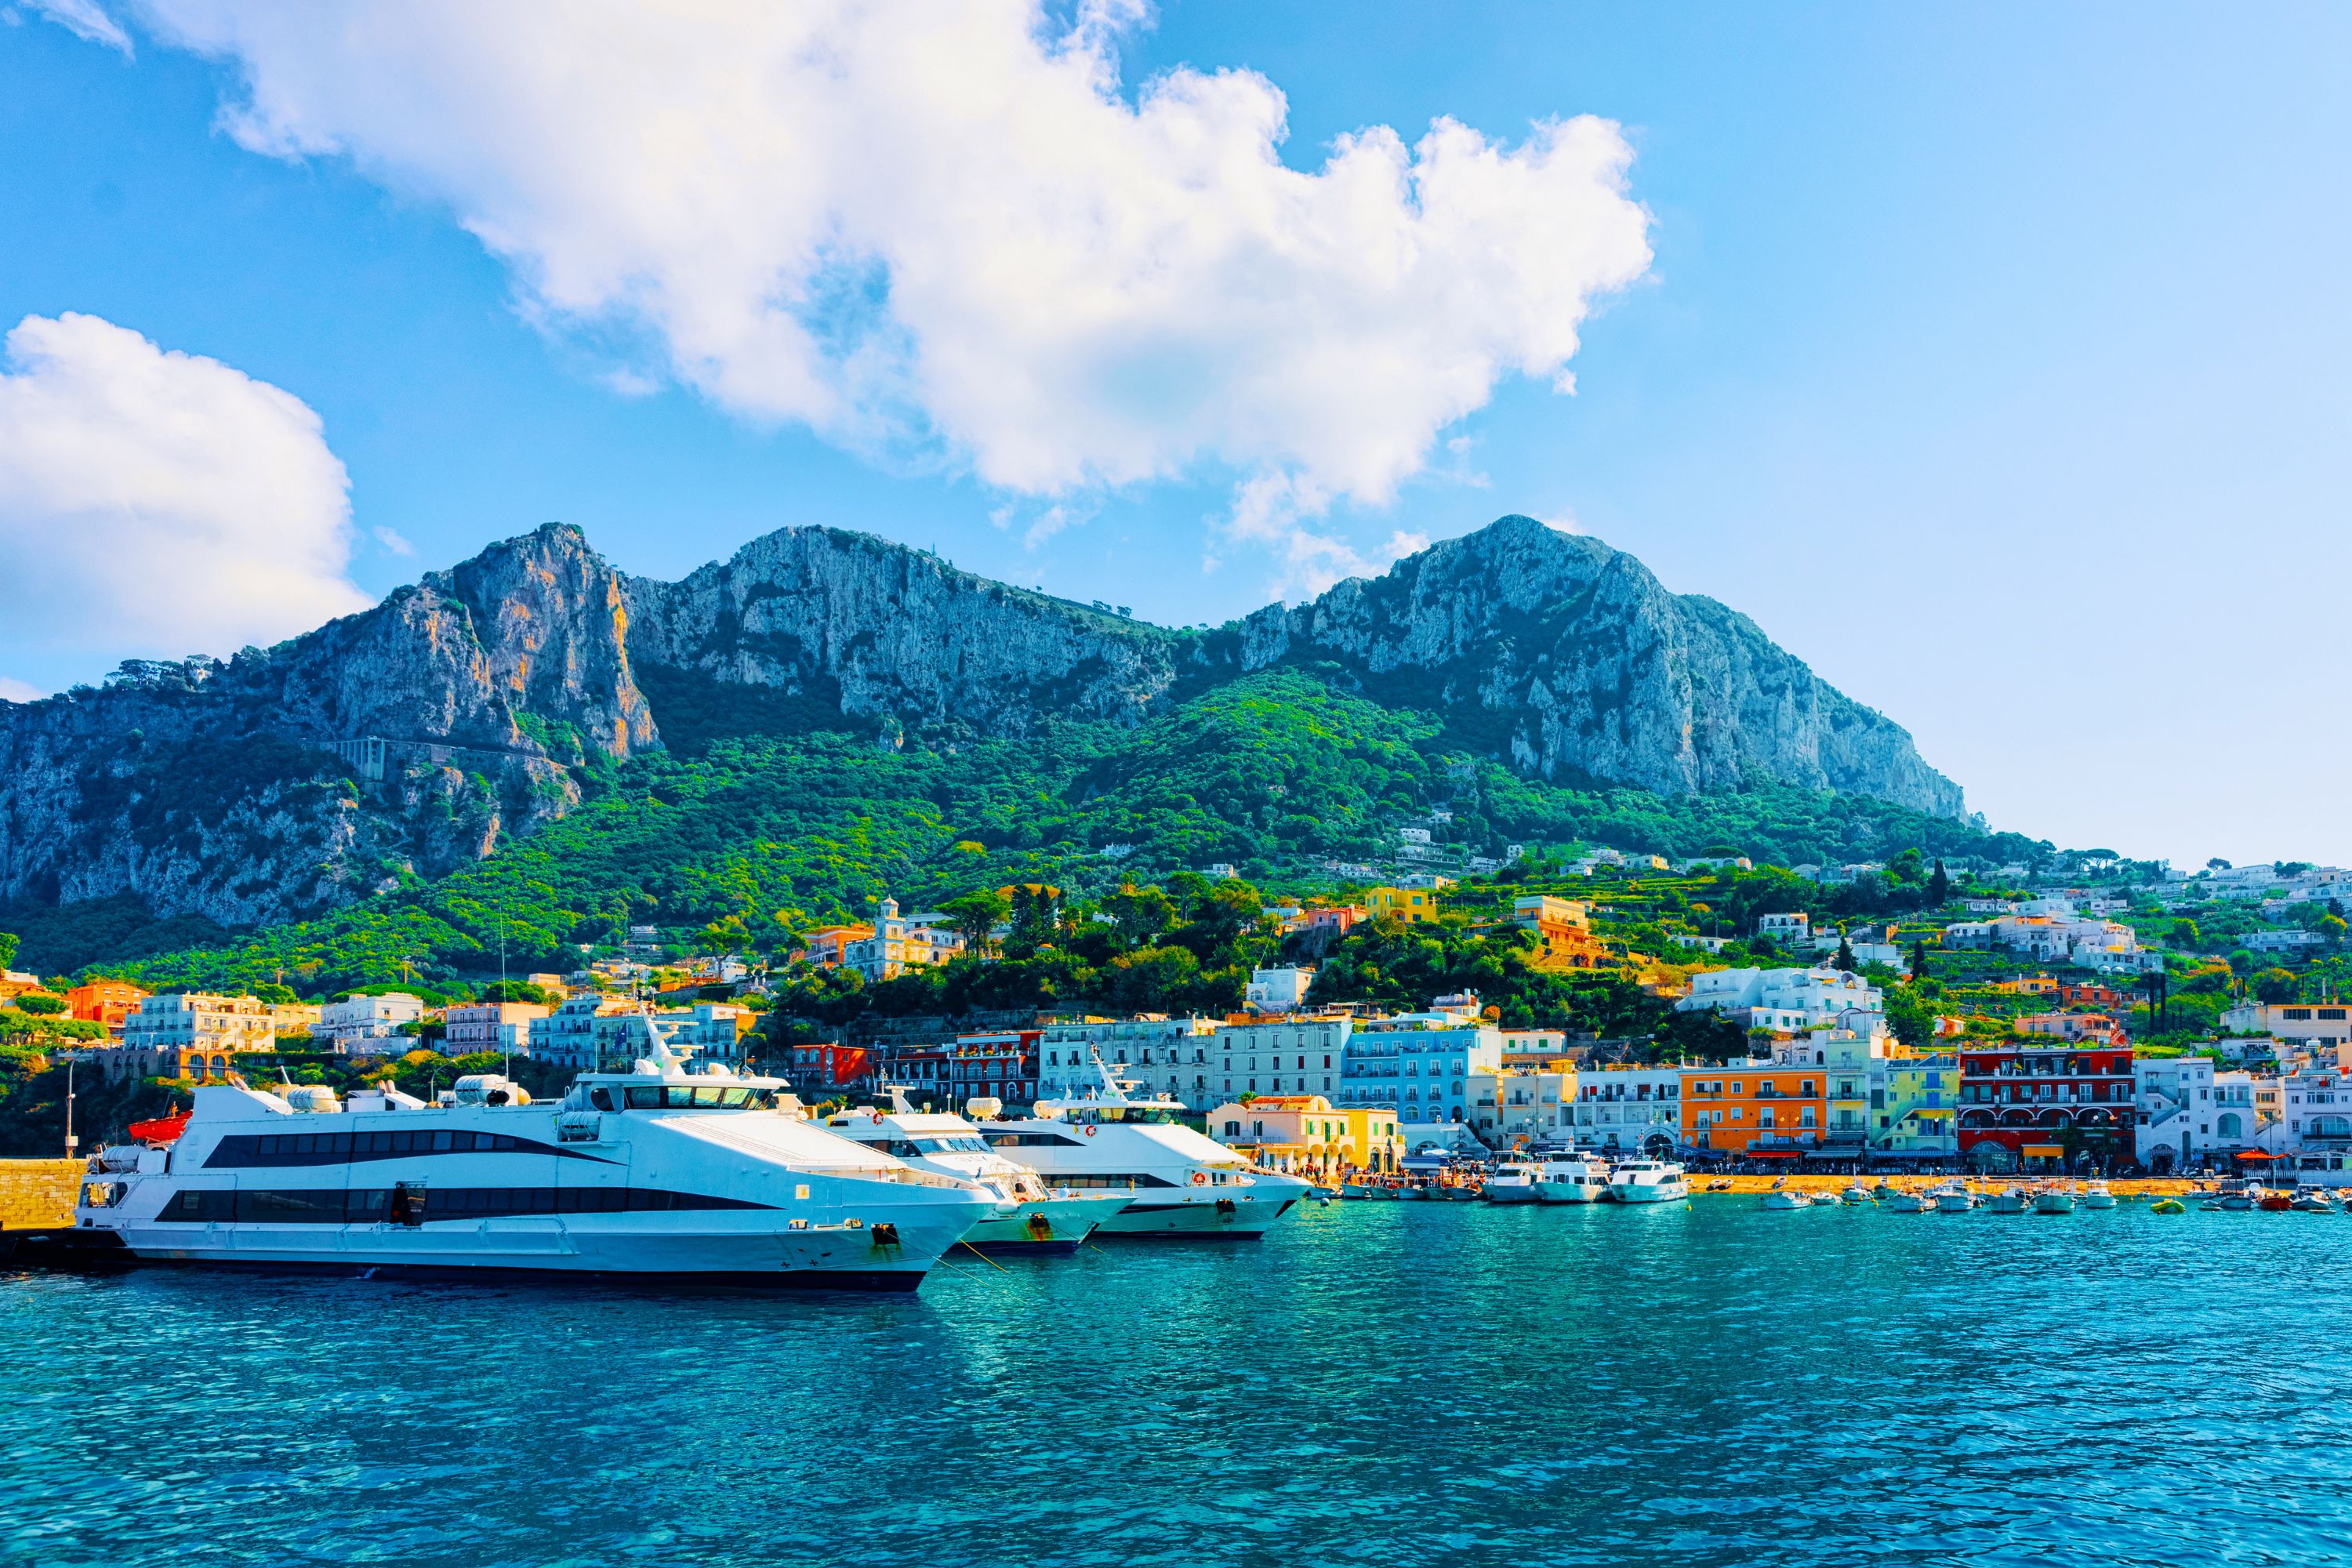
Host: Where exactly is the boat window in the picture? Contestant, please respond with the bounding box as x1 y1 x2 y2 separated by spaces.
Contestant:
590 1088 615 1112
912 1136 989 1153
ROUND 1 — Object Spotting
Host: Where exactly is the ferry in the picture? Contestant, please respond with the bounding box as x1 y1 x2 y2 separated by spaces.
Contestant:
815 1091 1131 1252
71 1049 998 1291
972 1054 1312 1237
1530 1153 1611 1204
1606 1160 1689 1204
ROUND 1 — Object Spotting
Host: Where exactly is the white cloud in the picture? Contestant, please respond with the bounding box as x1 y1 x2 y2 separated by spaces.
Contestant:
105 0 1651 586
0 312 371 666
372 524 414 556
28 0 131 53
0 675 42 703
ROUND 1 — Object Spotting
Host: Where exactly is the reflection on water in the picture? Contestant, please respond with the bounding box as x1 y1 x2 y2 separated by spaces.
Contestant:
5 1201 2347 1566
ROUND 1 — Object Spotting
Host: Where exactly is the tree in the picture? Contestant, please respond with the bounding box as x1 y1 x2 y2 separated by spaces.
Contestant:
2254 967 2300 1005
1928 860 1951 904
1835 935 1858 972
0 931 16 971
2171 918 2201 950
1910 938 1929 979
13 993 65 1016
2324 915 2350 949
938 891 1011 959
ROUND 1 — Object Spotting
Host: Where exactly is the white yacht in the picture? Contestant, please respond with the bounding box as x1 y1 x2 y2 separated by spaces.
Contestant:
1929 1180 1976 1214
816 1091 1130 1252
71 1052 997 1291
1483 1160 1543 1204
1761 1186 1810 1210
1606 1159 1689 1204
973 1055 1312 1237
1530 1153 1611 1204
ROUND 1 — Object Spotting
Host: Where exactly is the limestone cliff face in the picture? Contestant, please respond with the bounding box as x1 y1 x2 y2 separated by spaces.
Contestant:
0 514 1961 927
1229 515 1962 815
619 527 1184 734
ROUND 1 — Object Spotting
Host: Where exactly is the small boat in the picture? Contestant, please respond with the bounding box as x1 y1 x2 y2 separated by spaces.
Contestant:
1872 1181 1900 1202
1309 1184 1341 1203
2291 1191 2336 1213
1440 1181 1480 1202
2151 1197 2187 1214
1988 1185 2031 1214
2258 1190 2295 1212
1929 1180 1976 1214
1483 1161 1543 1205
2080 1181 2117 1210
1400 1182 1431 1201
1340 1180 1372 1200
1705 1177 1734 1192
1370 1181 1403 1200
1882 1190 1927 1214
2032 1185 2075 1215
2216 1178 2256 1211
1762 1188 1809 1211
1841 1184 1872 1207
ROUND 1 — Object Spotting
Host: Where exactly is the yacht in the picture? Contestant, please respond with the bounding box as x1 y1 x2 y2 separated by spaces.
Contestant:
1483 1161 1542 1204
1606 1160 1689 1204
1761 1186 1810 1211
70 1053 998 1290
971 1054 1312 1237
815 1091 1131 1252
1530 1154 1612 1204
2080 1180 2118 1210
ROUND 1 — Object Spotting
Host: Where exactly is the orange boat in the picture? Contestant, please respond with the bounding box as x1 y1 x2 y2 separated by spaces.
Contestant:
126 1109 190 1145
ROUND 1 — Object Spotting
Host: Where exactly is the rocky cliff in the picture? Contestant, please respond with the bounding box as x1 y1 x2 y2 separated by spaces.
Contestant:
0 514 1961 927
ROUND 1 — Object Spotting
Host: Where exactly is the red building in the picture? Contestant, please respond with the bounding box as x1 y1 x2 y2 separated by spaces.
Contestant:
1958 1042 2136 1173
860 1032 1041 1109
2056 982 2124 1010
785 1043 874 1097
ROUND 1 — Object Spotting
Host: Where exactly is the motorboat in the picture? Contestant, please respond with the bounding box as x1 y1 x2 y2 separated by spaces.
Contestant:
1340 1179 1374 1200
1400 1182 1431 1200
1882 1190 1927 1214
1483 1161 1542 1204
2215 1178 2256 1211
70 1047 1000 1290
2080 1181 2118 1210
1987 1185 2032 1214
817 1091 1129 1252
1761 1187 1810 1211
1840 1183 1873 1207
2291 1190 2336 1213
1871 1180 1900 1202
1530 1153 1612 1204
1929 1180 1976 1214
1439 1181 1481 1201
2258 1189 2295 1212
973 1053 1311 1237
1606 1160 1689 1204
2032 1184 2075 1215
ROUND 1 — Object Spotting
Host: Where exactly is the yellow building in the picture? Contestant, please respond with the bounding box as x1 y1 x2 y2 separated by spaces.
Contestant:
1367 887 1439 924
1511 894 1609 971
1874 1053 1959 1156
1207 1095 1404 1174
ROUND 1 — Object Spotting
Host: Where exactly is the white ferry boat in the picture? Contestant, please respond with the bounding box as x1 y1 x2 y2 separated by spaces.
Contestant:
815 1091 1131 1252
973 1055 1312 1237
1530 1153 1611 1204
1606 1159 1689 1203
71 1052 997 1291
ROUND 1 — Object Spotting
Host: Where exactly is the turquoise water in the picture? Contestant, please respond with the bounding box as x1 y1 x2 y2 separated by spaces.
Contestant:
5 1200 2349 1566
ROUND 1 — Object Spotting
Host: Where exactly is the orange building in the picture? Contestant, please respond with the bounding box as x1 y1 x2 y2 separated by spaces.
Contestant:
1512 895 1611 971
1681 1060 1829 1156
795 925 873 968
67 980 148 1030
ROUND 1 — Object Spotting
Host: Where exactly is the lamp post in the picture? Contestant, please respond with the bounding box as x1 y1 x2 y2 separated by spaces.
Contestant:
64 1053 78 1159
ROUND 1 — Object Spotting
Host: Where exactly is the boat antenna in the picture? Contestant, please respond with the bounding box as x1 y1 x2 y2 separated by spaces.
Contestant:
499 898 513 1082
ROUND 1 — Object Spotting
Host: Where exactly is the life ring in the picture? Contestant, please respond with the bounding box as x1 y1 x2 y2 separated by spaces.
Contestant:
1083 1125 1097 1138
871 1112 884 1123
1191 1171 1207 1186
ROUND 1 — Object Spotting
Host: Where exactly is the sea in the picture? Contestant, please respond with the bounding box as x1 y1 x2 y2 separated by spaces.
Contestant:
4 1197 2347 1567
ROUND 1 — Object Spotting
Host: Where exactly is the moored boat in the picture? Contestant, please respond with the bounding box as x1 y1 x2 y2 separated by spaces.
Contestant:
1987 1185 2032 1214
2080 1180 2117 1210
818 1091 1129 1253
1882 1190 1927 1214
1761 1187 1809 1211
1929 1180 1975 1214
1531 1153 1613 1204
1606 1160 1689 1204
2032 1183 2075 1215
1483 1160 1542 1204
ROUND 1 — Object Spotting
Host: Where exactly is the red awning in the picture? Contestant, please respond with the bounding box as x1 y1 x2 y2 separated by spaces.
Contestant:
2234 1151 2279 1161
1749 1149 1806 1159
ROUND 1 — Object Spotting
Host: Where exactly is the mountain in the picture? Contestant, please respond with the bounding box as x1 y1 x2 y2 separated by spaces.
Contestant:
0 514 1963 938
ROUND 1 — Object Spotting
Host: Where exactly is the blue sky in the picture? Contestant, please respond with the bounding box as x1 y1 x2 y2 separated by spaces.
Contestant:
2 2 2347 867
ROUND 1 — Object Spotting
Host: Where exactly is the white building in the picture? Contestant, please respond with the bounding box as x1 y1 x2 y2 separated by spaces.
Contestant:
314 992 426 1052
1468 1065 1578 1144
2276 1069 2352 1178
1243 967 1318 1014
2245 929 2322 953
1217 1015 1356 1103
1335 1016 1502 1126
2221 1001 2352 1050
1757 913 1811 944
532 993 633 1070
1675 967 1883 1032
1036 1016 1218 1109
442 1001 546 1057
1570 1066 1682 1156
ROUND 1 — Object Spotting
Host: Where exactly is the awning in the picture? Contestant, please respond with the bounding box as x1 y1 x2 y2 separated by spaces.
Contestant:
1749 1149 1806 1159
2235 1151 2280 1161
2021 1144 2063 1156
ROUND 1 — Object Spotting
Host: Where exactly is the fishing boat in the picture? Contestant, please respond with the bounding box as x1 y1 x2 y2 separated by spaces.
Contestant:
2257 1189 2295 1212
1882 1189 1927 1214
1606 1160 1689 1204
1530 1153 1613 1204
2032 1183 2076 1215
1987 1185 2032 1214
1340 1178 1373 1200
1840 1183 1873 1207
2080 1180 2117 1210
1483 1160 1543 1204
71 1050 999 1290
2291 1190 2336 1213
1400 1182 1431 1201
1929 1179 1975 1214
1761 1186 1809 1211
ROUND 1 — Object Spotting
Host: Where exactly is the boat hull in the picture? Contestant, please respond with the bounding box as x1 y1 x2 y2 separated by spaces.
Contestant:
1483 1185 1541 1205
1531 1181 1598 1204
1090 1196 1298 1238
960 1194 1123 1254
1612 1185 1688 1204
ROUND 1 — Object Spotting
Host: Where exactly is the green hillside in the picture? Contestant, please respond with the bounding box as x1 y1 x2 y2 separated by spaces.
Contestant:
3 670 2038 993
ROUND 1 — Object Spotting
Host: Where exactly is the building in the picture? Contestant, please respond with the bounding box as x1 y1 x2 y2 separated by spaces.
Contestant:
784 1042 875 1098
1511 895 1609 971
1299 906 1365 938
65 980 148 1033
657 1003 757 1067
795 924 873 968
1675 966 1883 1032
1682 1058 1827 1157
1572 1065 1682 1156
2220 1000 2352 1050
1335 1014 1501 1127
1871 1052 1959 1157
1366 886 1440 925
1957 1042 2137 1173
871 1033 1037 1109
1244 967 1317 1014
841 898 966 983
1036 1016 1217 1108
1218 1015 1356 1103
1757 913 1811 945
2134 1054 2249 1172
1207 1095 1403 1176
2017 1011 2127 1047
1469 1065 1577 1144
442 1000 548 1057
2274 1069 2352 1179
107 993 276 1081
533 993 637 1070
314 992 426 1052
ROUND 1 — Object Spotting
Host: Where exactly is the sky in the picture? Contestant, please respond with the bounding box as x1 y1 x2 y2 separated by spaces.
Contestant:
2 2 2348 869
